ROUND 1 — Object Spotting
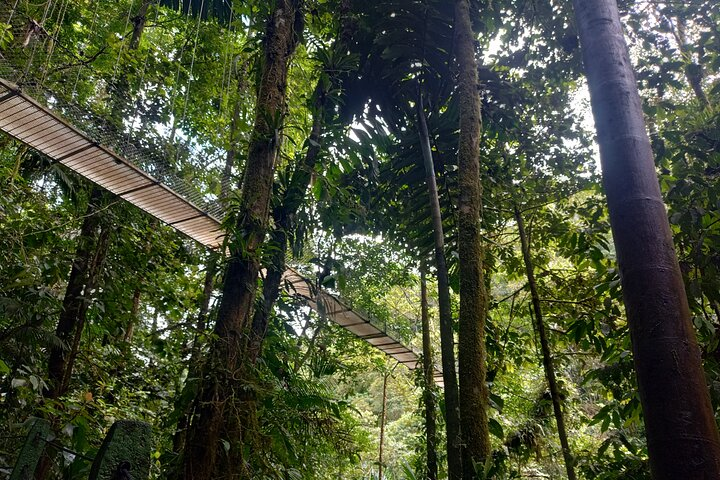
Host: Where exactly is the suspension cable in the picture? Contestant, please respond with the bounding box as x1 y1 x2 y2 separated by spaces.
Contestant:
23 0 54 80
71 0 102 97
176 0 205 155
167 4 194 144
39 0 69 86
6 0 21 25
125 0 161 145
111 0 137 86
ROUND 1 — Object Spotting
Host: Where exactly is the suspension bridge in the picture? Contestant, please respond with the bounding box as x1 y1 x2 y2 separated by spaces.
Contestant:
0 4 442 384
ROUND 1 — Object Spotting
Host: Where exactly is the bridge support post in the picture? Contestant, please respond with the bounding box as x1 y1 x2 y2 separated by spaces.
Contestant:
89 420 152 480
10 417 51 480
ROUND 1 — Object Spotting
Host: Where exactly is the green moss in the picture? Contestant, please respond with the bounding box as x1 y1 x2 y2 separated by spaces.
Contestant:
10 418 50 480
89 420 151 480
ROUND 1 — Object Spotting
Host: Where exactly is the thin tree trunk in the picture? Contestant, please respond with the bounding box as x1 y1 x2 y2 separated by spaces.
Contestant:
453 1 491 475
378 371 389 480
47 189 106 399
574 1 720 477
420 266 438 480
417 94 462 480
514 205 576 480
181 3 302 479
667 12 709 107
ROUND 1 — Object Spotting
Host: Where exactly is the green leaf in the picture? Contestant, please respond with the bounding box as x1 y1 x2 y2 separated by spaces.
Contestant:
488 418 504 439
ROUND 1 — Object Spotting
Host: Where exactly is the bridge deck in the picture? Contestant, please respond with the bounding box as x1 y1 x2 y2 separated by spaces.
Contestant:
0 78 224 247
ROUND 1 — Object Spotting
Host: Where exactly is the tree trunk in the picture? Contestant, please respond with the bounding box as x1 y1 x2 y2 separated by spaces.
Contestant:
514 205 576 480
378 371 389 480
130 0 152 51
668 12 709 107
181 3 302 479
246 78 326 363
453 0 491 475
247 0 354 365
573 1 720 477
417 94 462 480
47 189 107 399
420 266 438 480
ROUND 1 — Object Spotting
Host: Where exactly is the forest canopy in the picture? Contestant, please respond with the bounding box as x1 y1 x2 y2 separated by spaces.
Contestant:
0 0 719 479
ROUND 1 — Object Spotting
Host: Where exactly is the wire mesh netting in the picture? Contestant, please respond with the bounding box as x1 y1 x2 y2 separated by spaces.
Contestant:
0 3 226 234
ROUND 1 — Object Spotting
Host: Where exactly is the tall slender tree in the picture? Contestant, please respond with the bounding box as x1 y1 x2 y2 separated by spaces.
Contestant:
514 204 576 480
454 0 491 475
420 265 438 480
417 94 463 479
573 0 720 477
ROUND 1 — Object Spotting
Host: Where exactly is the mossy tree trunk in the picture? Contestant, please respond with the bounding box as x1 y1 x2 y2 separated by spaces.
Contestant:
181 3 303 479
453 0 491 476
247 0 354 365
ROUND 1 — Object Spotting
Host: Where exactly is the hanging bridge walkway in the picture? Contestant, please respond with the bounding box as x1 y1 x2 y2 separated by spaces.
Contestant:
0 14 442 384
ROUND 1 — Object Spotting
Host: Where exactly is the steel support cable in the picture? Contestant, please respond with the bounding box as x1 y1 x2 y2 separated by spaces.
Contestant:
124 0 162 147
39 0 69 87
71 0 102 97
23 0 54 79
5 0 21 24
111 0 137 85
175 0 205 163
219 0 235 114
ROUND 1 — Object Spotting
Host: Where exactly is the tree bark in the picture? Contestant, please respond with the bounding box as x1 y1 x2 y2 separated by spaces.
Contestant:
420 266 438 480
514 205 576 480
47 189 107 399
573 1 720 477
181 3 302 479
246 78 327 364
453 0 491 476
130 0 152 51
417 94 462 480
247 0 354 365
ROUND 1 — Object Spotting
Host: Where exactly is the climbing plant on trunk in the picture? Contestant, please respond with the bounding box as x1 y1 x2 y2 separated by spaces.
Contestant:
181 2 304 479
453 0 491 476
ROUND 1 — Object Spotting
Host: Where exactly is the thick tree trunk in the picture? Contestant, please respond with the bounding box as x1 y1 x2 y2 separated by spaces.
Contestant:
420 266 438 480
417 95 462 480
173 59 247 458
574 1 720 478
453 1 491 476
181 3 302 479
247 0 354 364
514 205 576 480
